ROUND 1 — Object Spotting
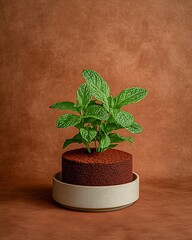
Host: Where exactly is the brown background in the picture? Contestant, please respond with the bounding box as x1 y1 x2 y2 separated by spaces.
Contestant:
1 0 192 239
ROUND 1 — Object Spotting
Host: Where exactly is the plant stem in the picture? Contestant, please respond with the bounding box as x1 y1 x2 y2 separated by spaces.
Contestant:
80 110 84 127
80 109 89 151
97 125 102 152
94 138 97 150
85 142 91 153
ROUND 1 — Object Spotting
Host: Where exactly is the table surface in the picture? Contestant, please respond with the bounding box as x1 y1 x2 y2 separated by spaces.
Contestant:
1 178 192 240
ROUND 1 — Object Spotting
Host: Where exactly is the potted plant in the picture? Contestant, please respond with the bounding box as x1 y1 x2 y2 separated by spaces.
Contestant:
50 69 147 212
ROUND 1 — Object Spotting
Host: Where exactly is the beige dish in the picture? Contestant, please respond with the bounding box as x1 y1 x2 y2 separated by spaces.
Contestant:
52 171 139 212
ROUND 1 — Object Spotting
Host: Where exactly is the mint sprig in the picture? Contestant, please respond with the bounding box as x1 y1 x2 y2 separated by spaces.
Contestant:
50 69 147 153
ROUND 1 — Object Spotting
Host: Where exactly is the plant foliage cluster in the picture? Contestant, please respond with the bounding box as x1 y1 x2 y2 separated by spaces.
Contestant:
50 70 147 153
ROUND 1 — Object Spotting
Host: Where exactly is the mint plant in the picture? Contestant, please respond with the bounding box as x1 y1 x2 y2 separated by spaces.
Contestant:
50 70 147 153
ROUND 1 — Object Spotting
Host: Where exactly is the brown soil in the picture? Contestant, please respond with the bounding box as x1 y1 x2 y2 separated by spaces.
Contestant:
62 148 133 186
63 147 132 164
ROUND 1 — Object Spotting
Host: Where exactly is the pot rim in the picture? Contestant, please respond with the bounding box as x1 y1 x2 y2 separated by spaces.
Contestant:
53 171 139 189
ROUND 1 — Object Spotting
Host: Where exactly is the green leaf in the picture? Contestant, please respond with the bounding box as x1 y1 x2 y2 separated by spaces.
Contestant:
100 134 111 150
108 95 116 108
103 100 110 111
82 70 110 108
109 133 134 144
105 123 123 132
77 83 92 108
83 117 97 124
63 133 82 148
49 101 78 112
103 144 118 151
110 109 134 128
91 119 101 128
80 128 97 142
88 100 101 106
73 122 83 129
115 87 147 108
91 119 101 126
107 115 116 123
90 120 101 131
56 114 81 128
85 105 109 121
126 122 142 134
95 125 105 142
100 123 106 133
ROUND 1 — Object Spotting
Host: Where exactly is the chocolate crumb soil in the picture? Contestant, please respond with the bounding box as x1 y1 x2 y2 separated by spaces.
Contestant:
62 148 132 164
62 148 133 186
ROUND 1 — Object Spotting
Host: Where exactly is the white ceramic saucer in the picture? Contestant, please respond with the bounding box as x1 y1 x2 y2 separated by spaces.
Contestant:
52 171 139 212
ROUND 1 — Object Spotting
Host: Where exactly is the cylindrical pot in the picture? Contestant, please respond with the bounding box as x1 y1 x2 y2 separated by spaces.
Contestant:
52 171 139 212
